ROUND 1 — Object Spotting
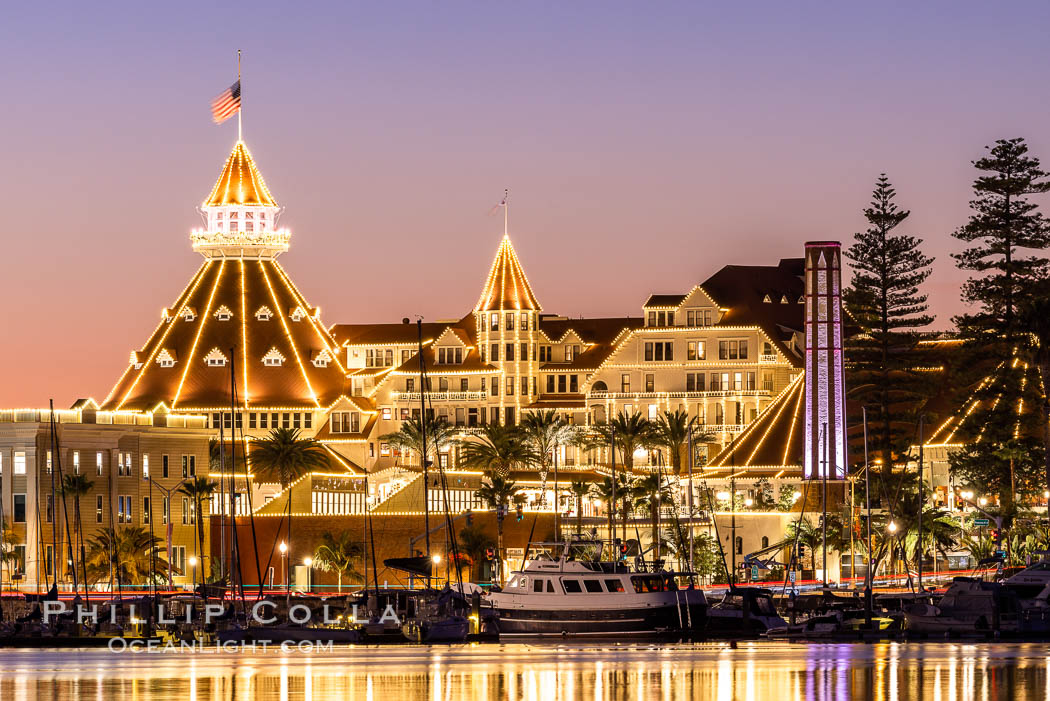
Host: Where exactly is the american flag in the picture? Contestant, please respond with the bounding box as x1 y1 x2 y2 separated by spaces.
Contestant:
211 80 241 124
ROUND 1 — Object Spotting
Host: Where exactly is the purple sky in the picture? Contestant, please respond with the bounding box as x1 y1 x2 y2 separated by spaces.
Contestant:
3 1 1050 407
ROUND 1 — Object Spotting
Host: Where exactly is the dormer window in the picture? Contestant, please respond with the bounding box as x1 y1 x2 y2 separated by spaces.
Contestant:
130 351 143 369
437 347 463 365
204 348 227 367
262 347 285 367
312 349 332 368
157 349 176 368
255 306 273 321
781 295 790 304
289 306 307 322
763 295 772 303
214 305 233 321
180 307 196 322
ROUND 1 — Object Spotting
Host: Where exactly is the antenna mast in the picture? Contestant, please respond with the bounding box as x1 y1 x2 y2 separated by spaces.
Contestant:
237 49 242 142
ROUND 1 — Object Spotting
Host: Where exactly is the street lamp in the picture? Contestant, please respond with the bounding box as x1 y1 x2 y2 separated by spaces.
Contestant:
887 521 897 533
279 541 289 605
188 556 198 595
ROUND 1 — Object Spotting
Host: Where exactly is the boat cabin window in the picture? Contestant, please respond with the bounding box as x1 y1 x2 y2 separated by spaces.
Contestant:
547 580 555 592
754 596 776 615
604 579 625 593
563 579 582 593
533 579 545 593
508 576 527 589
631 575 676 593
584 579 602 593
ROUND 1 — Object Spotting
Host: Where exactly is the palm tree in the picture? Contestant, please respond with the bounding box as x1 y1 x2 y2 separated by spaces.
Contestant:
379 415 457 468
785 518 821 572
457 525 496 583
458 423 537 478
60 473 94 585
250 427 330 567
177 476 219 579
592 474 633 541
597 411 654 473
650 409 714 475
0 519 17 589
475 474 520 582
633 473 672 559
595 411 653 539
84 526 171 585
312 530 363 593
567 481 592 535
519 410 575 503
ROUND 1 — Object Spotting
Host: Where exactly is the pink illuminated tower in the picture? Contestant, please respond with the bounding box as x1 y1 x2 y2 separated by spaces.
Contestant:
803 241 847 480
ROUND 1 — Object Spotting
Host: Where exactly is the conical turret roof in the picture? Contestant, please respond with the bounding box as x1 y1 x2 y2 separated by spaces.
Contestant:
101 258 347 411
203 141 278 207
475 235 541 312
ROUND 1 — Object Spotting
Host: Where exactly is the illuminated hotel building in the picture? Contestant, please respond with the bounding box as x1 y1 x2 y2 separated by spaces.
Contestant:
1 138 849 585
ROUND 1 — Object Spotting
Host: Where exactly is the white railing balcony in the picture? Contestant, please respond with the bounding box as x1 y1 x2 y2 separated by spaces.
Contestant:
588 390 770 400
392 391 488 402
706 424 747 434
759 354 779 363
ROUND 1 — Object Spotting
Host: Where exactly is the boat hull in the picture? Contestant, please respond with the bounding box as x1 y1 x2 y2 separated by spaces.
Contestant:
401 617 470 643
495 604 705 637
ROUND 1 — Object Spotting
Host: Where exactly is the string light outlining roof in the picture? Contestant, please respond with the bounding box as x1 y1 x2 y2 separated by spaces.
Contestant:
475 234 542 312
203 140 278 207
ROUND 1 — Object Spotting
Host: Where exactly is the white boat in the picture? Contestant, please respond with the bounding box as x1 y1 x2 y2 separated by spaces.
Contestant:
485 541 707 637
903 578 1022 634
706 588 786 636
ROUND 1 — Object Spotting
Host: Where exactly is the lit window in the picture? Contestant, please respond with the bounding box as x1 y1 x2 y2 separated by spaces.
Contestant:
262 347 285 366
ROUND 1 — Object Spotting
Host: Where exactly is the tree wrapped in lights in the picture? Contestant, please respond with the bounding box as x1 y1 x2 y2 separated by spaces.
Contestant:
950 138 1050 515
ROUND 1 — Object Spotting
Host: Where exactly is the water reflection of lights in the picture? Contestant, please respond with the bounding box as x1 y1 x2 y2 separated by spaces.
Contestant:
2 642 1050 700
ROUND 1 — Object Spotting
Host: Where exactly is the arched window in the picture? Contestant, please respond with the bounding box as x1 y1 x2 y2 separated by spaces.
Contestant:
761 536 769 549
591 380 608 392
735 536 743 555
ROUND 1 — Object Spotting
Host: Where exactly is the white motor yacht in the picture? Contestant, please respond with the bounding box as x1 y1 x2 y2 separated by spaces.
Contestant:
485 541 707 637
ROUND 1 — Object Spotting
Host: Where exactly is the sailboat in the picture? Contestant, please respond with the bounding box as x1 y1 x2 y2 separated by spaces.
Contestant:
384 319 471 643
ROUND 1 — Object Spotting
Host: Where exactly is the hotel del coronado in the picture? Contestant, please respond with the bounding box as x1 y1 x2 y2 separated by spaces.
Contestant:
0 138 865 589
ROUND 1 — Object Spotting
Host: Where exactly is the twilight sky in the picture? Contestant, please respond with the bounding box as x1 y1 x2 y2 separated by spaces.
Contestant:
2 1 1050 407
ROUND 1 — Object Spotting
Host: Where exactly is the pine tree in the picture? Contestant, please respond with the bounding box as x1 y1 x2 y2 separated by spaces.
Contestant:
845 174 934 476
952 137 1050 344
949 138 1050 516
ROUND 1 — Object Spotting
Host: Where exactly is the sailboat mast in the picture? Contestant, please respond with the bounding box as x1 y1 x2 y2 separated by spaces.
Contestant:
416 319 431 586
47 402 60 590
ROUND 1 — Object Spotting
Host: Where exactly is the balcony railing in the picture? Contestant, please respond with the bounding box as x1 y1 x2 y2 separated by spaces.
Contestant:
391 391 488 402
759 354 779 363
588 390 770 400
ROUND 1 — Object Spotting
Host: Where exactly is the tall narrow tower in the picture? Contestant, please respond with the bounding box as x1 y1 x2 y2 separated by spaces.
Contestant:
803 241 847 479
474 234 542 425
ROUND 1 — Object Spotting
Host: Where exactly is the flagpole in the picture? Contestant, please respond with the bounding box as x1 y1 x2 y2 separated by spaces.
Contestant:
237 49 242 142
503 188 509 236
